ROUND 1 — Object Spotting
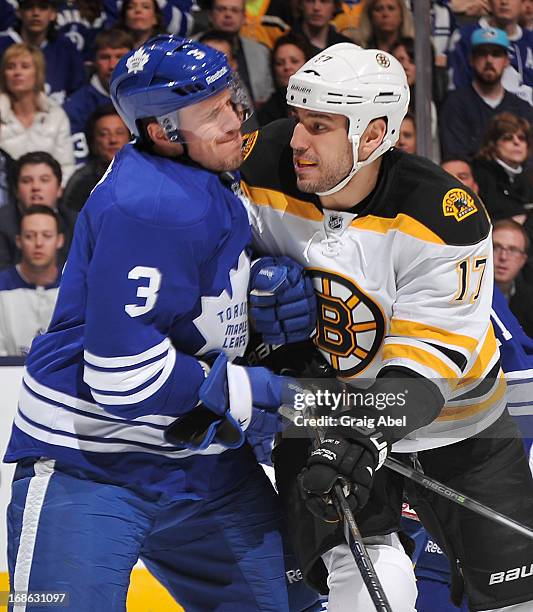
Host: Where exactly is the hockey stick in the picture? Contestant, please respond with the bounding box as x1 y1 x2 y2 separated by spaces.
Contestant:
279 405 393 612
385 456 533 541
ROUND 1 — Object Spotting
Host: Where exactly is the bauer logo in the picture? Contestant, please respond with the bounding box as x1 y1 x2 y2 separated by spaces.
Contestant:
206 66 228 85
489 564 533 585
126 48 149 74
290 84 312 94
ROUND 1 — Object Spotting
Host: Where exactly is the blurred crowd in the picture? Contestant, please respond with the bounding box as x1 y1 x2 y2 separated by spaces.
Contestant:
0 0 532 357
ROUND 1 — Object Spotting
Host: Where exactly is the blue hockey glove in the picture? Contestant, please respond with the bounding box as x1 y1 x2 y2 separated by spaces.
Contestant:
249 256 317 345
164 353 295 464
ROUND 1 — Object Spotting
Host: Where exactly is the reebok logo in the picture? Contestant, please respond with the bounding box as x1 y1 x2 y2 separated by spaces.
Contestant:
286 569 303 584
206 66 228 85
489 564 533 585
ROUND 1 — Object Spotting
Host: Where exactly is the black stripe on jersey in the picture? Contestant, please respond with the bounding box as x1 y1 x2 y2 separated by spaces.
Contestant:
241 120 491 247
427 342 468 372
451 361 501 403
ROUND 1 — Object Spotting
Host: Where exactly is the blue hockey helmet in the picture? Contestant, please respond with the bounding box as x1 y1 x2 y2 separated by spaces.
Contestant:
110 35 249 140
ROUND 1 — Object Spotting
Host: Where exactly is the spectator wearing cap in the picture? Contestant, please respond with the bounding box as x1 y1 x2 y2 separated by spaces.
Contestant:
447 0 533 105
0 0 85 105
439 26 533 160
63 28 133 165
0 205 63 356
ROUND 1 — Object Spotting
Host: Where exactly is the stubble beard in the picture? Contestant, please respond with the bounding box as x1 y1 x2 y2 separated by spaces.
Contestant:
296 146 353 194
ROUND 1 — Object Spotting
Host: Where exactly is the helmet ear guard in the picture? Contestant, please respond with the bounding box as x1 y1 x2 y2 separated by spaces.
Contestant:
287 43 410 196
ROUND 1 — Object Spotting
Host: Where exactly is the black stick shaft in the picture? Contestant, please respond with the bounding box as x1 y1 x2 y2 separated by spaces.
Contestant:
386 457 533 540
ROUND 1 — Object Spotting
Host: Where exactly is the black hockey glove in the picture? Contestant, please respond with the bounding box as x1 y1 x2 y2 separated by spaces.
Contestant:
299 425 389 522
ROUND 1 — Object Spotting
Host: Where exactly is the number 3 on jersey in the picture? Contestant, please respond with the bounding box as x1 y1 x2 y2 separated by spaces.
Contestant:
125 266 162 317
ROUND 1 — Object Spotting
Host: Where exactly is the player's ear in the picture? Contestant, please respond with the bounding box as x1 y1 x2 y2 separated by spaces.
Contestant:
359 118 387 161
146 122 167 143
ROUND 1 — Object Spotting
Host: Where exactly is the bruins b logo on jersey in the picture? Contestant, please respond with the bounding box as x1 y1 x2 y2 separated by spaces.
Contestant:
308 269 385 377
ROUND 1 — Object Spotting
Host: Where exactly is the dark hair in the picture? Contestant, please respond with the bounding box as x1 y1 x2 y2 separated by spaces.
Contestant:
270 32 314 90
93 28 134 53
493 218 530 252
18 204 62 234
85 104 130 156
477 112 532 161
441 155 473 166
198 29 238 56
15 151 62 186
117 0 165 36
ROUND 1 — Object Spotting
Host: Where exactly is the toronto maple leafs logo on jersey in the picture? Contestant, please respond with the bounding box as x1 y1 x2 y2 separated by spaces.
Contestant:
192 251 250 361
308 269 385 377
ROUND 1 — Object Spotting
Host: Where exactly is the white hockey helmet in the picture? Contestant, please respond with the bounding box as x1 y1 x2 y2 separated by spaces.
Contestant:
287 43 410 196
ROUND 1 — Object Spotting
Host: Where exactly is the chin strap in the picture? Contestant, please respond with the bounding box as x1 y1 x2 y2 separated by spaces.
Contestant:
315 135 392 197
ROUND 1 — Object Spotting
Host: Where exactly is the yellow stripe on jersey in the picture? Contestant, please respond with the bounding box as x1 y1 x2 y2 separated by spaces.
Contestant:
382 343 459 380
457 327 499 386
390 319 478 353
352 214 446 245
437 373 507 421
241 184 323 222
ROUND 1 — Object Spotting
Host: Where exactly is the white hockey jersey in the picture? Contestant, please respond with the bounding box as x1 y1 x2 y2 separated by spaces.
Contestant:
240 120 505 452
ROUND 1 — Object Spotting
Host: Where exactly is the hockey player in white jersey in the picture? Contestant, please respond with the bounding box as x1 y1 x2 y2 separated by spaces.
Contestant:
4 36 320 612
240 43 533 611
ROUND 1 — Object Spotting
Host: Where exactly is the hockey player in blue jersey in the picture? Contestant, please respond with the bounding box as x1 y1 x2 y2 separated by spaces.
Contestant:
4 36 320 612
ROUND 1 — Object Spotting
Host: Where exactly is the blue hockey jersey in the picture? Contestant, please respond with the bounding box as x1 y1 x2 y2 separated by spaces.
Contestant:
0 30 85 105
104 0 193 36
4 143 255 499
63 75 111 165
56 2 112 62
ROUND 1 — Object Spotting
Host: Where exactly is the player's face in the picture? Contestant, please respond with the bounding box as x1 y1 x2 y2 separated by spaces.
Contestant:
273 44 307 89
396 117 416 154
95 47 131 90
371 0 402 34
493 227 528 283
471 46 508 84
17 163 62 208
290 108 353 193
302 0 336 28
180 88 243 172
16 213 63 269
495 130 529 167
441 160 478 193
210 0 246 34
3 51 37 95
93 115 130 163
125 0 157 32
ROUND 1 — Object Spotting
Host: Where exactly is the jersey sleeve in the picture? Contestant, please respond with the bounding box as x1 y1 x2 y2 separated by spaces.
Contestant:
79 205 210 420
382 231 495 403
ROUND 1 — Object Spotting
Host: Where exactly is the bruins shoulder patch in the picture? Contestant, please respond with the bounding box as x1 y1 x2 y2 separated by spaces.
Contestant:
241 130 258 161
442 188 478 222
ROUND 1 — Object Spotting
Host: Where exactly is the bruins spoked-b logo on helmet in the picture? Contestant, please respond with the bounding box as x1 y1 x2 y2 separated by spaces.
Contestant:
308 269 385 377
